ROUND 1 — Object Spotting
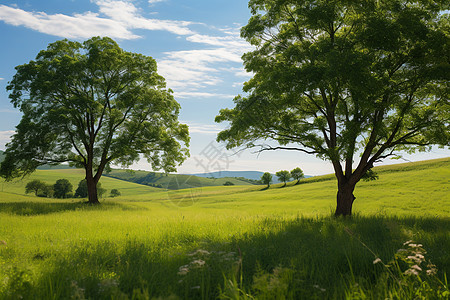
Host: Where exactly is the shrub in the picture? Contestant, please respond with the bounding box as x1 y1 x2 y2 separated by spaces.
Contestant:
53 179 73 199
110 189 121 197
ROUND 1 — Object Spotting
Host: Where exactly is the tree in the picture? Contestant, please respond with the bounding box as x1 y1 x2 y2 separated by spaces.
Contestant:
291 167 304 184
216 1 449 216
261 172 273 188
41 184 54 198
110 189 121 197
25 179 47 196
75 179 105 198
0 37 190 204
53 179 73 199
223 181 235 186
276 170 291 187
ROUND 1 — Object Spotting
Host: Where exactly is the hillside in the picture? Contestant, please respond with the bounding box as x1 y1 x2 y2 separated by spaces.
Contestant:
104 169 256 190
0 168 159 198
0 157 449 300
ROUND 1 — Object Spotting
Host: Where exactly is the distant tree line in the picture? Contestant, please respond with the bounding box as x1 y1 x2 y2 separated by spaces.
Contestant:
25 179 121 199
261 167 305 188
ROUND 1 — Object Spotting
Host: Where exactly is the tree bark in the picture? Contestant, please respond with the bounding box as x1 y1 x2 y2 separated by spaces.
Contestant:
86 171 100 205
334 183 356 217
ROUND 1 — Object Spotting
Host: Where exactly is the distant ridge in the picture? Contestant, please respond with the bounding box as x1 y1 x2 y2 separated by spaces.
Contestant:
186 170 312 183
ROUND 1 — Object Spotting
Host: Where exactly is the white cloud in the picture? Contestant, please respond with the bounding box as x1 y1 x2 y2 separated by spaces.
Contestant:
183 122 223 135
148 0 166 4
0 1 193 40
0 130 14 150
0 78 4 80
95 0 193 35
174 91 234 99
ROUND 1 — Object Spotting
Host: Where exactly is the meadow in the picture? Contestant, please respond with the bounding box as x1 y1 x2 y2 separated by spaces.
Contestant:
0 158 449 299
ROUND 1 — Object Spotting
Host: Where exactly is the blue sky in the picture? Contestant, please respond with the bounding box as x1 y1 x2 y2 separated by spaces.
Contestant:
0 0 448 176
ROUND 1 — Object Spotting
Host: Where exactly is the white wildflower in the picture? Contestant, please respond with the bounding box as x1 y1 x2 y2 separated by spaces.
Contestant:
178 265 190 276
373 258 382 264
191 259 206 268
411 265 422 271
404 269 419 276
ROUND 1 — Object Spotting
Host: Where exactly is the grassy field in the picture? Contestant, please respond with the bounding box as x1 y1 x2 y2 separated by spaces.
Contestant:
0 158 449 299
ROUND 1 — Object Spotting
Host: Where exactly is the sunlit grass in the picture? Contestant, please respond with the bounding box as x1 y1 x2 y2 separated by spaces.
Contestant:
0 158 448 298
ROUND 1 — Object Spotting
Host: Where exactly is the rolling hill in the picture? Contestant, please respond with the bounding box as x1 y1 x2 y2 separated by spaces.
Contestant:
104 169 257 190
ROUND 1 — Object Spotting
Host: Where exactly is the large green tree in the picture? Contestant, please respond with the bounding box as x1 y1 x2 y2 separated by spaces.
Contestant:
216 1 449 216
1 37 190 204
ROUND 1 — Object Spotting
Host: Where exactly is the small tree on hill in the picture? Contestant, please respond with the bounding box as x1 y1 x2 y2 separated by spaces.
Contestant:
223 181 235 186
53 179 73 199
261 172 272 188
25 179 47 196
276 170 291 187
291 167 304 184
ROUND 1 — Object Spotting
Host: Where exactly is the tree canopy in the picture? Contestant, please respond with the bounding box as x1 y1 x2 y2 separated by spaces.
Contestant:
1 37 190 204
261 172 273 187
291 167 304 184
53 179 73 199
216 0 449 215
276 170 291 186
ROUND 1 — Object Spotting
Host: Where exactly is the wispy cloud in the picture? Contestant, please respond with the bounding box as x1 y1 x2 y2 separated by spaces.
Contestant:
173 91 235 99
148 0 166 4
0 1 252 101
0 78 4 81
158 26 252 95
0 130 14 150
0 1 193 39
183 122 224 135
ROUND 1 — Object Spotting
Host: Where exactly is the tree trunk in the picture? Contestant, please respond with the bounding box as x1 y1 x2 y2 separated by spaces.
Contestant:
86 173 100 205
334 183 356 217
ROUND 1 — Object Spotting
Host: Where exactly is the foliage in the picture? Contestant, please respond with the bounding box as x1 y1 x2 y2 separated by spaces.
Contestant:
290 167 304 184
25 179 47 196
362 169 379 182
275 170 291 186
53 179 73 199
0 37 190 204
223 181 235 186
261 172 273 187
110 189 121 197
75 179 106 198
216 0 450 215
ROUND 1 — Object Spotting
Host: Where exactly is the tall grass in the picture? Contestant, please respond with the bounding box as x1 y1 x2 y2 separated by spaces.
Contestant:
0 158 448 299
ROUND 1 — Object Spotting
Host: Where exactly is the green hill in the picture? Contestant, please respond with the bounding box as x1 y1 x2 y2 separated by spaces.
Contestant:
104 169 255 190
0 168 159 198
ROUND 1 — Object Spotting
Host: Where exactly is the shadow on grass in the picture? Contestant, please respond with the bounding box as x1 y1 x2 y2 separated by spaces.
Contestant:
0 201 136 216
3 215 449 299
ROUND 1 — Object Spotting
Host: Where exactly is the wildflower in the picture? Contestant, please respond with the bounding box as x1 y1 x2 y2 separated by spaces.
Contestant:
188 249 210 256
426 268 437 276
404 268 419 276
411 265 422 271
191 259 206 268
373 258 382 264
191 286 201 290
178 265 190 275
403 240 413 245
